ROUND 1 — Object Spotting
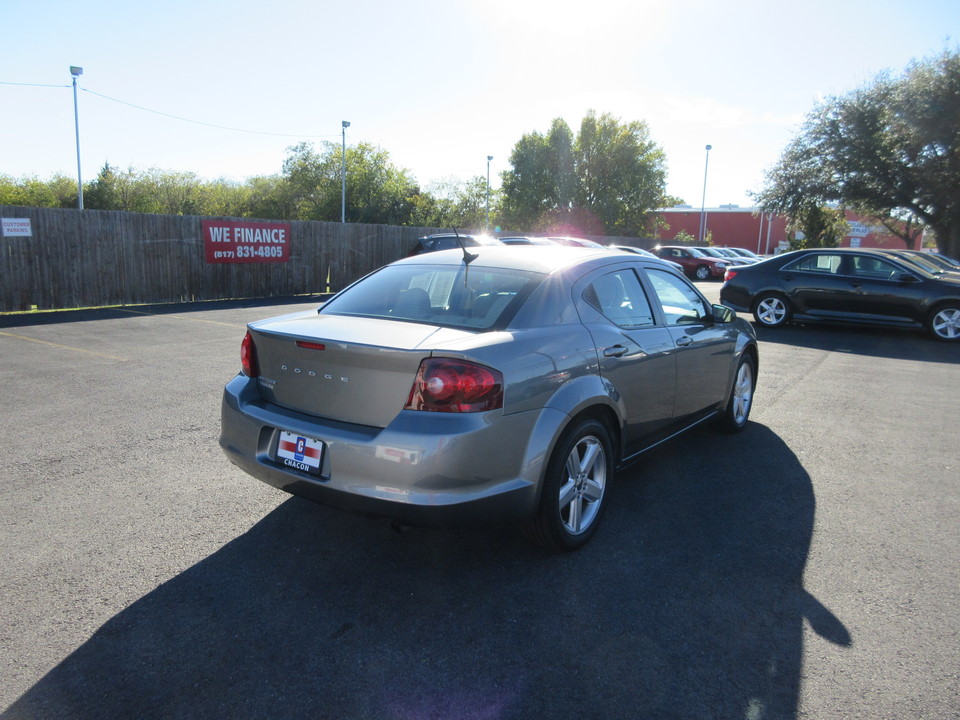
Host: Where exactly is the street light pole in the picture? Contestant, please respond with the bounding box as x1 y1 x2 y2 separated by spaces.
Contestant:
699 144 712 243
70 66 84 210
756 211 765 255
486 155 493 233
341 121 350 224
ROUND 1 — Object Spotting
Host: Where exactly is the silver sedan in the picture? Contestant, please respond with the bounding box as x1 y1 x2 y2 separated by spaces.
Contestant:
220 246 759 550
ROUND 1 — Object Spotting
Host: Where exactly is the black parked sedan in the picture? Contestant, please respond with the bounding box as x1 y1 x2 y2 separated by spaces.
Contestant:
720 248 960 341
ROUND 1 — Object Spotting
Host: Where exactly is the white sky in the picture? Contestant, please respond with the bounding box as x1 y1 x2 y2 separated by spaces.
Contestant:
1 0 957 208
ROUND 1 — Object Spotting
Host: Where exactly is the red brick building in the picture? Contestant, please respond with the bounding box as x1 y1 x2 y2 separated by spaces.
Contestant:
654 206 788 254
838 215 923 251
653 206 921 253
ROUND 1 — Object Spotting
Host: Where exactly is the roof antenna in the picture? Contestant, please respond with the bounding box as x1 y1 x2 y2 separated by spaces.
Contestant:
452 227 478 265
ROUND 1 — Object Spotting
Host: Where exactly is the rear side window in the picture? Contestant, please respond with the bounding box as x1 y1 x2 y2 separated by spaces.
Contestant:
786 254 842 274
431 237 459 251
583 270 656 329
321 264 542 330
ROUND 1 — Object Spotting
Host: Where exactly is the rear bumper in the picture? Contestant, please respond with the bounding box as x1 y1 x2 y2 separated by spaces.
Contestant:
220 374 559 526
719 285 752 313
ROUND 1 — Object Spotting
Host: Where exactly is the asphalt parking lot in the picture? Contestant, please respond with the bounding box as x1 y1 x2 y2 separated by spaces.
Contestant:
2 286 959 719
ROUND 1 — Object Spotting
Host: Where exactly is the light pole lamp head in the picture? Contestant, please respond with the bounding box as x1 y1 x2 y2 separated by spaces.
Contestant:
342 121 351 129
70 66 83 77
705 144 712 151
487 155 493 162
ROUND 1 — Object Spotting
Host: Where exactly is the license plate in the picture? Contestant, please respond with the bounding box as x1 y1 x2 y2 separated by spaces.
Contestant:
277 431 324 475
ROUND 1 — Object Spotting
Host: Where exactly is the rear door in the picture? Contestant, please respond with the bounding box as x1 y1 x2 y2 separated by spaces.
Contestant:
778 252 854 315
576 265 677 453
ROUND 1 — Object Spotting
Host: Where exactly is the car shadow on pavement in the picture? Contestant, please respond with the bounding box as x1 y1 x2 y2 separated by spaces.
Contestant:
753 322 959 363
3 423 849 720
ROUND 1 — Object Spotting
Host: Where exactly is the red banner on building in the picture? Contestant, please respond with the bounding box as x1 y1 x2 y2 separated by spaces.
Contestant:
202 220 292 263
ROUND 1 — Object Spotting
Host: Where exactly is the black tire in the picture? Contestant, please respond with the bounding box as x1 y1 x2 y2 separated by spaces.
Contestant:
927 304 960 341
523 418 613 551
695 265 711 281
719 353 756 433
752 292 792 327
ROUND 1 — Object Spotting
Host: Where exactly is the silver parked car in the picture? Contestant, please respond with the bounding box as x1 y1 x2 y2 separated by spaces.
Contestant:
607 245 685 273
220 246 759 550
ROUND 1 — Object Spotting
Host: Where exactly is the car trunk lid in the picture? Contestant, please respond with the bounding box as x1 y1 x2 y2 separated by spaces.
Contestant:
247 312 475 428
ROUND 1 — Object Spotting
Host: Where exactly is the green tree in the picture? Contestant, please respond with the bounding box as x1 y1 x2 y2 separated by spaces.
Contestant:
787 205 849 250
282 141 420 224
574 111 667 236
407 187 454 229
500 118 575 230
756 49 960 257
241 175 297 220
84 163 120 210
85 164 248 216
501 112 667 236
0 174 78 208
406 176 501 232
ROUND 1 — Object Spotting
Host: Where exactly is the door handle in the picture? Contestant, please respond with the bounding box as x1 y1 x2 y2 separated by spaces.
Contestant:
603 345 628 357
675 336 693 347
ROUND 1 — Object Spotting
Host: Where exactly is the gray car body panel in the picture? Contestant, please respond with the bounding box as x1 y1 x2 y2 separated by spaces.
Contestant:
220 246 757 526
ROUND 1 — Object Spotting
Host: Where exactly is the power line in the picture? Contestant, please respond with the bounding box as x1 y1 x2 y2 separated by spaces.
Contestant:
80 87 338 138
0 81 70 88
0 80 339 139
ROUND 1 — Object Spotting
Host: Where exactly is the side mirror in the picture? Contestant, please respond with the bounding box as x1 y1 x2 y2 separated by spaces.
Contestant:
712 304 736 323
895 273 920 283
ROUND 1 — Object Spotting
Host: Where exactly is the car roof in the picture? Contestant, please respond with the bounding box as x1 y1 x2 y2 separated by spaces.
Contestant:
794 247 907 254
418 232 503 245
773 247 939 271
391 245 635 275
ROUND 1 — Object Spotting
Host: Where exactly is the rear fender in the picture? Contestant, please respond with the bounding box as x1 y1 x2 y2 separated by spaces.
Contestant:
543 373 624 423
519 375 624 505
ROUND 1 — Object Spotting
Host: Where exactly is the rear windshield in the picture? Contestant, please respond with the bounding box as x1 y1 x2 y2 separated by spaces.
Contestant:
321 264 543 330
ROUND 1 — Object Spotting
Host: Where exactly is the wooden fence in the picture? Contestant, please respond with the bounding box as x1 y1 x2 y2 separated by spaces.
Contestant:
0 205 646 312
0 206 452 312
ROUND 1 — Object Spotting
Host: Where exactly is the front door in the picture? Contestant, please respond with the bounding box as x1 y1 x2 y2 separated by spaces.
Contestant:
644 268 737 421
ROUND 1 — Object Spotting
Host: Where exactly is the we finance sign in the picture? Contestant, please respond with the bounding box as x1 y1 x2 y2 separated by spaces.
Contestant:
202 220 291 263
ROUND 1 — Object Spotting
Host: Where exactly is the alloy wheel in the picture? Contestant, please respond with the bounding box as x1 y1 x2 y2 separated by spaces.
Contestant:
731 360 754 425
755 296 788 326
931 307 960 340
558 435 607 536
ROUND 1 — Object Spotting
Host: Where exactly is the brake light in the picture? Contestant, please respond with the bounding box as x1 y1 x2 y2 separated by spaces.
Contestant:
405 358 503 413
724 268 738 283
296 340 326 351
241 331 259 377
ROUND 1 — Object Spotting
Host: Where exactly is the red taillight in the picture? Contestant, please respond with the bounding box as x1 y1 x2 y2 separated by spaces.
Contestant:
240 331 259 377
724 268 738 283
405 358 503 413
